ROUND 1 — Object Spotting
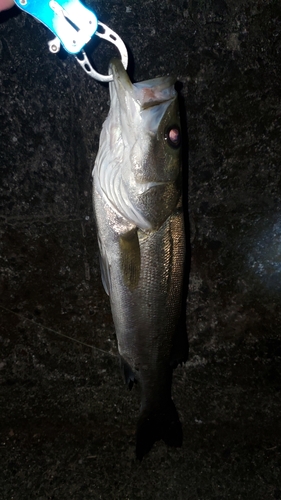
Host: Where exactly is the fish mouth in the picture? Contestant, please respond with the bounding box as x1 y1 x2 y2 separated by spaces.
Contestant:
109 58 177 110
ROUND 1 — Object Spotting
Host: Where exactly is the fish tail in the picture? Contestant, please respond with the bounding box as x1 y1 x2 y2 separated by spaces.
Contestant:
136 399 182 460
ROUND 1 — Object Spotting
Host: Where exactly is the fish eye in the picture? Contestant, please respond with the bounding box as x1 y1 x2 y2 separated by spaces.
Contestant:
165 125 181 149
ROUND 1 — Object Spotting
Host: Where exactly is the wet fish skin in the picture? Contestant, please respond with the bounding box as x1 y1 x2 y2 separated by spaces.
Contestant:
92 58 187 459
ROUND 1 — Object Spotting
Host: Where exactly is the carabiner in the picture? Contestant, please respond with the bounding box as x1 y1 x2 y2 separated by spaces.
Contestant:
14 0 128 81
14 0 98 54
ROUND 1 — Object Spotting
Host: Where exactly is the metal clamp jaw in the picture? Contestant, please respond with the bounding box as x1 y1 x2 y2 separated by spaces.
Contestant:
14 0 128 81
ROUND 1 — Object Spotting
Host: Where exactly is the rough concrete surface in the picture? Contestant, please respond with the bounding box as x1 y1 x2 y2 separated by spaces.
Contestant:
0 0 281 498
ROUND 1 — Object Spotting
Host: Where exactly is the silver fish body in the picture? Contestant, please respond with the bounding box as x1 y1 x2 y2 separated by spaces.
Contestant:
93 59 187 458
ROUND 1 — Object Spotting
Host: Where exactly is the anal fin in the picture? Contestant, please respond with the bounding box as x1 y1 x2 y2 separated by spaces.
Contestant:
120 356 138 390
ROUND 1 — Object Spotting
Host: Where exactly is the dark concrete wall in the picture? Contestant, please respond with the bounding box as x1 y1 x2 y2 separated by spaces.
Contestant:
1 1 281 498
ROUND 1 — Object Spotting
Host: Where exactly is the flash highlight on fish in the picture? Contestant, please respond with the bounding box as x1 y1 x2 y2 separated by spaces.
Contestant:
93 58 188 459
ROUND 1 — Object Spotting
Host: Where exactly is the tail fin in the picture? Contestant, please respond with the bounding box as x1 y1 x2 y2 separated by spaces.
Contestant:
136 399 182 460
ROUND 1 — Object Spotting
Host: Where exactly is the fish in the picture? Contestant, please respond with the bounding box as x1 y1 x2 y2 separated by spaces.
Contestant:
92 58 188 459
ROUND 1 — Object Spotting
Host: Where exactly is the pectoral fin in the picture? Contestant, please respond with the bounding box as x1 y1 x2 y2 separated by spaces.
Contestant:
119 228 141 290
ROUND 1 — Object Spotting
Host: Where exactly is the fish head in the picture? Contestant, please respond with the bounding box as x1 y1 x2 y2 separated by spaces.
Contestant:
95 58 183 230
